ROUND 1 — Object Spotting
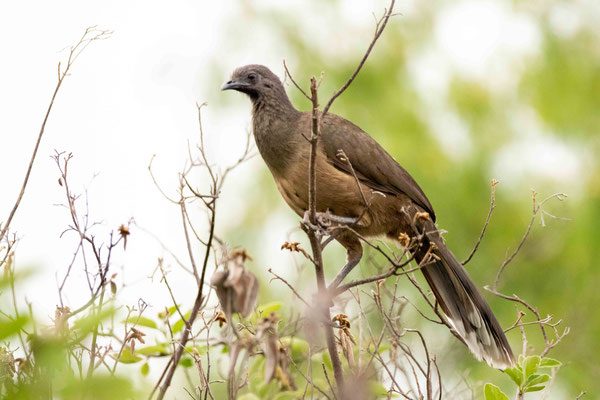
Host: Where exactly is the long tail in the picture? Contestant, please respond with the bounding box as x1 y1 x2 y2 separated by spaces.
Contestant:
413 225 515 369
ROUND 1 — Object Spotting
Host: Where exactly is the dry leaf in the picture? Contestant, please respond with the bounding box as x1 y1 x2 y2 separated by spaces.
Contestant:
118 224 130 250
210 250 259 323
257 313 279 383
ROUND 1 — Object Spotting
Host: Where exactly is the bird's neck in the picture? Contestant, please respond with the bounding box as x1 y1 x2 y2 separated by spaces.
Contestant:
251 94 301 173
251 92 298 122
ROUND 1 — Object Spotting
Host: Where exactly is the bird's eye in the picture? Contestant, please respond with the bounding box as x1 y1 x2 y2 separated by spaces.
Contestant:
248 73 257 81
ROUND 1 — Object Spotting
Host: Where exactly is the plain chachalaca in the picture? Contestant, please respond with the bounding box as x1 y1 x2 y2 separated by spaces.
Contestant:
222 64 515 369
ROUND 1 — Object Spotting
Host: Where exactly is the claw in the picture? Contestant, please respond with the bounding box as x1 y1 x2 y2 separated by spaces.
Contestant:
303 210 361 234
302 210 321 231
321 212 359 225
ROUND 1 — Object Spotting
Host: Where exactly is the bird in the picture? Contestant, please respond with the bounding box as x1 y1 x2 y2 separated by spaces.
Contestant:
222 64 515 369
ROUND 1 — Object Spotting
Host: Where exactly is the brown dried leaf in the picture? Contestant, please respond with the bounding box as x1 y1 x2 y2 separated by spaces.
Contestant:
130 327 146 344
332 313 351 329
231 249 252 261
54 306 71 334
398 232 411 248
215 311 227 328
280 241 300 251
210 253 259 320
415 211 431 223
339 328 356 370
118 224 130 250
257 313 279 383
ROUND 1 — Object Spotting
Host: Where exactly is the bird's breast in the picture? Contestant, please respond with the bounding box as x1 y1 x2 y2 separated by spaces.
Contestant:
271 149 374 222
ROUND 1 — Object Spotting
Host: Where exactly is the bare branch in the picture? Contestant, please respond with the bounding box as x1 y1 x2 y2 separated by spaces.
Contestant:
321 0 396 117
283 59 312 101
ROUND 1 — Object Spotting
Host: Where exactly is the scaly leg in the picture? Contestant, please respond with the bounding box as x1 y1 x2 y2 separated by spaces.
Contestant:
327 233 363 290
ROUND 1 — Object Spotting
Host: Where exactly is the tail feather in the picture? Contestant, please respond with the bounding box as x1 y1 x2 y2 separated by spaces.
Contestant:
414 231 515 369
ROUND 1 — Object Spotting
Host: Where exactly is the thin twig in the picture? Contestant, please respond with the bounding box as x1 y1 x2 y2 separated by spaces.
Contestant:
267 268 311 308
462 179 497 265
321 0 396 118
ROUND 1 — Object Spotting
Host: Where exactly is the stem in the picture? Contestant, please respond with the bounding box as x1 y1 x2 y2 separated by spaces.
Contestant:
307 230 345 393
304 76 345 395
87 285 106 378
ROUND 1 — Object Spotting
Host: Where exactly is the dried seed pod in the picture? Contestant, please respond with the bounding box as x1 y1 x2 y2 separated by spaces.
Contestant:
210 250 259 323
256 313 279 382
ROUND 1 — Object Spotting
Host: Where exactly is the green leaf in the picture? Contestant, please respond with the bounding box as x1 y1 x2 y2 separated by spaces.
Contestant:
253 302 282 321
369 381 391 397
526 385 546 392
321 351 332 371
184 344 207 355
168 305 180 315
172 310 192 334
135 344 169 356
540 358 562 368
113 347 142 364
279 336 310 359
248 357 266 394
0 269 33 290
273 392 305 400
504 367 524 386
526 374 550 387
122 316 157 329
256 378 279 398
179 357 194 368
61 375 136 400
524 355 541 378
237 394 261 400
141 362 149 376
484 383 509 400
72 306 117 337
0 315 28 341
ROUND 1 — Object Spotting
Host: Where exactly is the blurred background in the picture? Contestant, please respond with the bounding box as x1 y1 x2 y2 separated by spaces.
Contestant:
1 0 598 397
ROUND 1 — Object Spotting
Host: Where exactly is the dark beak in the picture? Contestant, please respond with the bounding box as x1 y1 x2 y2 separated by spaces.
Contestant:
221 80 249 91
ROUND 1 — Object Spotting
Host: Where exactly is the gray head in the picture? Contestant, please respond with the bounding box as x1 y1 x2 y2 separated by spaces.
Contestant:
222 65 289 104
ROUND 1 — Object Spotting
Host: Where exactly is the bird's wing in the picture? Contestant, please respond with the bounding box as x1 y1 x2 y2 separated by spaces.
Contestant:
320 113 436 221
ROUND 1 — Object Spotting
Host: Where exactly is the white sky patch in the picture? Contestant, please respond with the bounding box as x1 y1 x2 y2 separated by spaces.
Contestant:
435 0 540 87
408 48 452 104
548 3 583 39
492 108 585 191
427 110 472 159
407 49 473 160
493 135 583 190
548 0 600 39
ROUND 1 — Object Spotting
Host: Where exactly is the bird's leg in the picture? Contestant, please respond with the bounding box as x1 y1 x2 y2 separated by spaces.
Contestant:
327 238 363 291
319 212 360 225
327 256 361 290
302 210 321 232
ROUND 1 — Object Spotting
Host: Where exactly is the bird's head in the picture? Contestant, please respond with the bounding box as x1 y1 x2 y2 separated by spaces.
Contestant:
222 65 286 103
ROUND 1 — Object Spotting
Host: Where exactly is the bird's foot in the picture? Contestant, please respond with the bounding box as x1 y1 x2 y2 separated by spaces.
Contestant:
304 210 360 229
302 210 322 232
322 212 360 225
